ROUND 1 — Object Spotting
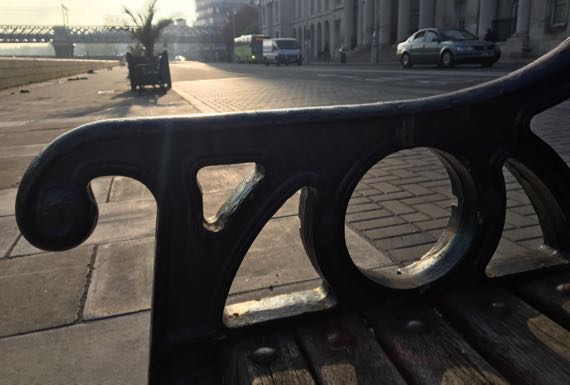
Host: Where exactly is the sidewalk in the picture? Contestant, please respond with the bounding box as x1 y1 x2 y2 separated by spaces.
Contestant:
0 66 385 384
0 68 190 384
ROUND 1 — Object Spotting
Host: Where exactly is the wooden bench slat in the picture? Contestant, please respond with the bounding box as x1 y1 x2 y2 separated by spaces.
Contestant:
485 252 568 278
295 314 407 385
514 270 570 330
221 330 316 385
440 289 570 385
364 301 508 385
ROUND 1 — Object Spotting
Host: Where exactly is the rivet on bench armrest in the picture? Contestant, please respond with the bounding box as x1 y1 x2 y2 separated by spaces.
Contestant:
555 283 570 295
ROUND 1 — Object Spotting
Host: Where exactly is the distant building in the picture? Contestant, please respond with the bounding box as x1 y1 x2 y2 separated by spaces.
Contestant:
258 0 570 59
158 18 226 62
195 0 258 27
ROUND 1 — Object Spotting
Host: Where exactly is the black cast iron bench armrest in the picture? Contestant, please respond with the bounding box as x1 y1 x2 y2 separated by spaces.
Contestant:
15 39 570 384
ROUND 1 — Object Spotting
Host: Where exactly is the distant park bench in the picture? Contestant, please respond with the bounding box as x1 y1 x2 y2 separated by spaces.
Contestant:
126 50 171 94
15 39 570 384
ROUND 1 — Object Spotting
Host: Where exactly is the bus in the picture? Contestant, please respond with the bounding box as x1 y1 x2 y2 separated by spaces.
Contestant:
233 34 270 63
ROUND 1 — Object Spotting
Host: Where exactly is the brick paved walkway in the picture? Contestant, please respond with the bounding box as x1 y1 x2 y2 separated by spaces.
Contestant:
354 101 570 276
173 75 471 113
345 149 544 272
174 74 570 280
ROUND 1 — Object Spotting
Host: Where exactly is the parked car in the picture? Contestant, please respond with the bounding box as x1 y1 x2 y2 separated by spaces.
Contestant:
396 28 501 68
173 55 186 62
263 38 302 66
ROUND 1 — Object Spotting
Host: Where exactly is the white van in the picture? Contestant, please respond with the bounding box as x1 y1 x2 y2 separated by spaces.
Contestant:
262 38 302 66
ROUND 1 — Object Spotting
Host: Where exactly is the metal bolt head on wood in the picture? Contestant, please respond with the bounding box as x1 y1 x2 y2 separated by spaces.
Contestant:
489 301 510 316
326 332 354 352
251 346 277 365
555 283 570 295
405 319 427 333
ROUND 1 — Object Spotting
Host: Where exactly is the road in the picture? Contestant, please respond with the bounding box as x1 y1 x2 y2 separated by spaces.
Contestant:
170 61 524 113
171 61 522 87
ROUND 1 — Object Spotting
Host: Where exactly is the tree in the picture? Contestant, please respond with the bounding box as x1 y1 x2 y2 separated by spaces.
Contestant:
221 5 259 61
124 0 172 57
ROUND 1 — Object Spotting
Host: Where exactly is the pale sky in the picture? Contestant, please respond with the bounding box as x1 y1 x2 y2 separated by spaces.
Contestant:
0 0 196 26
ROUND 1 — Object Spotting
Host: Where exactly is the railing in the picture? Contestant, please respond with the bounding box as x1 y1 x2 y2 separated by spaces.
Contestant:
15 39 570 384
0 24 222 44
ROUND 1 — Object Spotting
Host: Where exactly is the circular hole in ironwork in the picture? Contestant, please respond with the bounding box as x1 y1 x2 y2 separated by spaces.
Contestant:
345 148 476 289
486 161 550 277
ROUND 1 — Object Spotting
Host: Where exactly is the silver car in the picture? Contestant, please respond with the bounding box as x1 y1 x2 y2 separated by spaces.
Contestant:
397 28 501 68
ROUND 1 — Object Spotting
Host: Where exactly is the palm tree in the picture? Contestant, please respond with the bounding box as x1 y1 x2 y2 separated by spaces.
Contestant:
124 0 172 57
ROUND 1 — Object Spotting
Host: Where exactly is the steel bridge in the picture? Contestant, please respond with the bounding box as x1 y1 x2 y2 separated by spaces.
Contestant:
0 24 222 44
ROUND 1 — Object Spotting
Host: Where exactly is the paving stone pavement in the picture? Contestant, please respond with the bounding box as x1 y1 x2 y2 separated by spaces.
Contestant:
173 76 444 113
0 312 149 385
0 68 195 344
173 72 569 281
0 69 386 345
0 247 93 338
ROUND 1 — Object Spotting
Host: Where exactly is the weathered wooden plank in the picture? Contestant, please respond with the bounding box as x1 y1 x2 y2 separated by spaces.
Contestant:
221 330 316 385
295 313 407 385
486 251 568 278
515 270 570 330
441 289 570 385
365 300 509 385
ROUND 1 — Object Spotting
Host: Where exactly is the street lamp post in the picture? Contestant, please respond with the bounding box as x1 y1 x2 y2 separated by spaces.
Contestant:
231 10 236 39
371 30 378 64
227 10 236 38
227 10 236 62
